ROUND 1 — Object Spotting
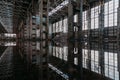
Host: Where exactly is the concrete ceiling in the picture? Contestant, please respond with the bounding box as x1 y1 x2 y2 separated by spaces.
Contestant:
0 0 31 33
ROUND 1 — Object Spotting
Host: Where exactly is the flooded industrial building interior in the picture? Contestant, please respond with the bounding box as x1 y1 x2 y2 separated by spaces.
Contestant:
0 0 120 80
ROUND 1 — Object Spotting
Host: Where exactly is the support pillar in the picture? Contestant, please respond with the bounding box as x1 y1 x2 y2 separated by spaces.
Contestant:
99 0 105 75
77 0 83 79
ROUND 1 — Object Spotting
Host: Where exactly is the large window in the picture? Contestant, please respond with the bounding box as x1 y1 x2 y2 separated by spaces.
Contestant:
82 0 119 30
63 18 68 33
91 6 100 29
59 20 63 32
53 23 56 33
74 14 78 31
82 11 88 30
104 0 118 27
51 18 68 33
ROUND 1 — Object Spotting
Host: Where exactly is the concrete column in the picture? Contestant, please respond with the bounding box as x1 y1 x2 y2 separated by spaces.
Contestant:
77 0 83 79
99 0 105 75
68 0 74 40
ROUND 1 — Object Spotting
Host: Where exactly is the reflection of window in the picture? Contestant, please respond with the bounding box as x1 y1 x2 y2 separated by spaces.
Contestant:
91 50 100 73
59 48 62 59
82 49 88 68
63 47 68 61
82 49 101 74
74 57 78 65
56 47 59 57
82 48 119 79
74 48 78 54
52 46 68 61
52 47 56 56
104 52 118 80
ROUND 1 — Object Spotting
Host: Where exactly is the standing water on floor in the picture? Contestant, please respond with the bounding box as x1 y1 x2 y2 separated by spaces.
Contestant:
0 41 119 80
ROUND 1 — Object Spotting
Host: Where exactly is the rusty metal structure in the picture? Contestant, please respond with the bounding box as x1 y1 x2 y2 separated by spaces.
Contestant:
0 0 120 80
0 0 119 42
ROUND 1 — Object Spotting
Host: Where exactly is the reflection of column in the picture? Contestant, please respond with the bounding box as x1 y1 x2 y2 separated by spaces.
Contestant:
68 41 75 80
99 44 104 75
68 42 74 64
67 2 75 79
87 48 91 70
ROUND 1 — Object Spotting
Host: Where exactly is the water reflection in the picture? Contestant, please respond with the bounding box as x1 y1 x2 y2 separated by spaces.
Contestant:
0 41 119 80
0 41 16 46
49 41 120 80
